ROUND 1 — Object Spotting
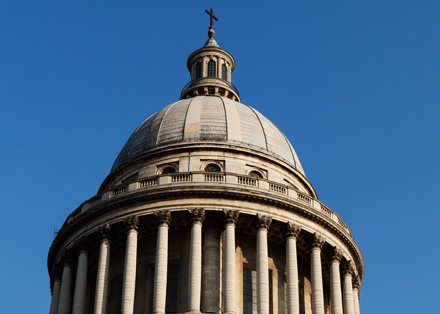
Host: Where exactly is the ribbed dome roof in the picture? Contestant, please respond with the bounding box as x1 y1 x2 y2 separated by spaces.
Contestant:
112 96 305 175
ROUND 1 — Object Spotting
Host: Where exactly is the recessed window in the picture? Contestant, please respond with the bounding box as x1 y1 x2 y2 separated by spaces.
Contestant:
243 268 257 314
205 163 221 172
222 64 227 80
208 60 216 77
162 167 176 174
166 265 179 313
249 171 263 178
195 62 202 79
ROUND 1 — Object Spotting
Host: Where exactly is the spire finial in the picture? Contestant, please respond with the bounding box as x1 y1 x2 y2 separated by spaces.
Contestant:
205 8 218 39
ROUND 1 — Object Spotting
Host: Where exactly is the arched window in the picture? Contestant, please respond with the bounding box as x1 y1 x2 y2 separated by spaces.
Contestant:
249 171 263 178
161 167 176 174
195 62 202 79
222 64 227 80
205 163 221 172
208 60 216 77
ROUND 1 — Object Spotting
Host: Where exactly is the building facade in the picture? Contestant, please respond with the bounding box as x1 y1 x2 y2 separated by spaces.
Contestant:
47 16 364 314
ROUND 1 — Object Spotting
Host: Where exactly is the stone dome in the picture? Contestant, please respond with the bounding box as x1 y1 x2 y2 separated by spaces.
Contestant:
112 95 305 175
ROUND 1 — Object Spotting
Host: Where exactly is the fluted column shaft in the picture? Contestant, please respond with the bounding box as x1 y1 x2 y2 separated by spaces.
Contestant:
188 208 204 312
255 215 271 314
121 217 139 314
285 223 301 314
343 269 355 314
49 278 61 314
58 262 73 314
223 210 239 314
353 287 360 314
311 234 325 314
153 210 171 314
330 249 343 314
94 226 111 314
72 250 88 314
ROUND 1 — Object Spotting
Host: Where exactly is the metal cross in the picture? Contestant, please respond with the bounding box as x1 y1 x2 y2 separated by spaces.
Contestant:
205 8 218 27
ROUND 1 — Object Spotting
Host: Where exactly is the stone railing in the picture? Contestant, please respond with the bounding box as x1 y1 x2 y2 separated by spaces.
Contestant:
73 172 352 236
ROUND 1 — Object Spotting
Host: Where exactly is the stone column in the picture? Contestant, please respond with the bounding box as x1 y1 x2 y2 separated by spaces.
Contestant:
94 224 111 314
310 233 325 314
342 262 355 314
284 222 301 314
49 275 62 314
188 208 205 313
153 210 172 314
121 216 139 314
255 214 272 314
201 220 221 313
352 276 361 314
58 255 73 314
72 239 88 314
223 210 239 314
330 248 343 314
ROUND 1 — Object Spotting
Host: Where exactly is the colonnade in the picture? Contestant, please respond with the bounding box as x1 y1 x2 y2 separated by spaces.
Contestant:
49 210 361 314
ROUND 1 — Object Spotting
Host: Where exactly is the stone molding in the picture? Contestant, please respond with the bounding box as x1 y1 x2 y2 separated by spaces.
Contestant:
254 214 272 231
124 215 139 231
223 209 239 226
98 224 111 241
312 233 325 250
332 247 343 262
188 208 205 224
154 209 172 226
283 221 301 239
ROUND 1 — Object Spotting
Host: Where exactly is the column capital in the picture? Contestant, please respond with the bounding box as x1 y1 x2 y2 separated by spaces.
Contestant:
98 224 111 241
223 209 239 226
188 208 205 224
51 264 63 280
59 249 75 266
124 215 139 231
283 221 301 239
74 237 89 253
154 209 172 226
342 261 355 277
312 233 325 250
331 247 343 262
352 275 361 290
254 214 272 231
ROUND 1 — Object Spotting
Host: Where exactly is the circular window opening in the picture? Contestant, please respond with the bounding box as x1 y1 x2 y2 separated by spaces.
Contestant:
162 167 176 174
205 164 221 172
249 171 263 178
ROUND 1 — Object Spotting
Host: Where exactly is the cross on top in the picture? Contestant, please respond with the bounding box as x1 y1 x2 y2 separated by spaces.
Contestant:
205 8 218 27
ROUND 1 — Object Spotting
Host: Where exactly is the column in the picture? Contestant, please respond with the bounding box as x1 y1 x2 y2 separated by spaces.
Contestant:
49 275 61 314
58 256 73 314
342 262 355 314
255 214 272 314
188 208 205 312
330 248 343 314
201 220 221 313
352 276 361 314
310 233 325 314
72 239 88 314
153 210 172 314
284 222 301 314
223 210 239 314
121 216 139 314
94 224 111 314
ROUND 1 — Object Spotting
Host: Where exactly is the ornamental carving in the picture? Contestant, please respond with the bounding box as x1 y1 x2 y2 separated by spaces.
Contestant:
332 247 343 262
74 237 89 253
98 224 111 241
343 261 356 277
59 249 74 266
254 214 272 231
154 210 172 226
223 209 239 225
283 222 301 239
188 208 205 224
312 233 325 249
353 275 361 289
124 216 139 231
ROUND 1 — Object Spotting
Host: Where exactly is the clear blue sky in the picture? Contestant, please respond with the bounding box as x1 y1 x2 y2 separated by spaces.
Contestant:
1 1 439 313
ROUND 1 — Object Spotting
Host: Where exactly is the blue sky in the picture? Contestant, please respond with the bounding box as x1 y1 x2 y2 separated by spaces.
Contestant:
1 1 439 313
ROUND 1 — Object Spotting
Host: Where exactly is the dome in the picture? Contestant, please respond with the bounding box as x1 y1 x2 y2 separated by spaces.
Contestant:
112 95 305 175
